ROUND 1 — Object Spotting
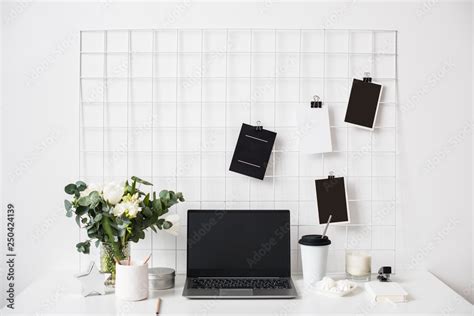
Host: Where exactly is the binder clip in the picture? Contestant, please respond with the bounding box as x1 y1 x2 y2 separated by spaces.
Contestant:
255 120 263 131
311 95 322 108
363 72 372 83
328 171 335 179
377 266 392 282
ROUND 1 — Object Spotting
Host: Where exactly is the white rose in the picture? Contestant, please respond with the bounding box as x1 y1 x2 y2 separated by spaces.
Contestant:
112 200 141 218
80 183 103 197
103 182 124 205
163 214 180 236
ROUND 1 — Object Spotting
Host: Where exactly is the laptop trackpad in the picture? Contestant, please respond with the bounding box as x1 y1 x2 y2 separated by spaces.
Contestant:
219 289 254 296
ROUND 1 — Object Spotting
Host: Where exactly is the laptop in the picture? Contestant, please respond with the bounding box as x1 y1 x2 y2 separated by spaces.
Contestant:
182 210 297 298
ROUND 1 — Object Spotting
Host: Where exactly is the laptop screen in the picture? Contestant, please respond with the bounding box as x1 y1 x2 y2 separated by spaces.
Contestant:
187 210 290 277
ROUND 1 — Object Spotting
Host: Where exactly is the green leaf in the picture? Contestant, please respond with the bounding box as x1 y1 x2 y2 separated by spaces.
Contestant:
88 191 101 208
115 218 131 232
156 218 165 230
89 201 100 209
131 176 153 186
143 193 150 206
65 183 77 194
176 192 185 202
163 221 172 229
89 190 100 199
159 190 170 200
77 196 90 207
142 207 152 217
124 181 133 196
75 181 87 191
87 225 98 234
66 209 73 217
64 199 72 211
94 213 103 223
76 241 91 254
117 228 126 237
75 215 82 227
109 221 119 231
131 178 136 194
75 206 88 216
152 199 163 212
94 240 100 248
81 217 88 224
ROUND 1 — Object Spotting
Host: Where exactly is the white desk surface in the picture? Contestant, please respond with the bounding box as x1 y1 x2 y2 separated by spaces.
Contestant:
2 271 472 315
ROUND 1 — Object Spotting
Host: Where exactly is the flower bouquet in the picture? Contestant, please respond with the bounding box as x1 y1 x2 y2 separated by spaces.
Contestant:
64 176 184 285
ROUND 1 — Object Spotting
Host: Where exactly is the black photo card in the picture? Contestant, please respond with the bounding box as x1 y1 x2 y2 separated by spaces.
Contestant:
315 176 350 224
229 123 277 180
344 79 383 130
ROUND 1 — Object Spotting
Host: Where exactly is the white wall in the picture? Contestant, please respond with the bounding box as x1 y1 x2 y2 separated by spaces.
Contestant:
471 0 474 302
1 0 472 304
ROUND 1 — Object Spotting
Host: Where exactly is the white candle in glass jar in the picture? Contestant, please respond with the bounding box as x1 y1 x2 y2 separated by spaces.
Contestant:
346 251 371 276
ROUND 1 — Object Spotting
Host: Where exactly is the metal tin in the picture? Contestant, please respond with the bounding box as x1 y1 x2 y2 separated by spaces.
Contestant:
148 267 175 290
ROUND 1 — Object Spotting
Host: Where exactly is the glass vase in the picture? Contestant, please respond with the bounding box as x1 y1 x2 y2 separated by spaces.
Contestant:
100 242 130 287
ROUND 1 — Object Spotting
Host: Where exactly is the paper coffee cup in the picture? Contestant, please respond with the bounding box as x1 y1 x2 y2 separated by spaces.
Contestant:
299 234 331 286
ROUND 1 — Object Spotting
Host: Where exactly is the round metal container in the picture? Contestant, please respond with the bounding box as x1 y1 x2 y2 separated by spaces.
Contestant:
148 267 175 290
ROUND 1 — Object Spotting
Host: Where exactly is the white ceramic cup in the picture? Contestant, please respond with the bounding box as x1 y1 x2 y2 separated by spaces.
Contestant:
115 262 149 301
299 235 331 286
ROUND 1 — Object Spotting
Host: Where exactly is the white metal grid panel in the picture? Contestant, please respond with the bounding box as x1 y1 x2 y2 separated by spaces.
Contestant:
79 29 398 274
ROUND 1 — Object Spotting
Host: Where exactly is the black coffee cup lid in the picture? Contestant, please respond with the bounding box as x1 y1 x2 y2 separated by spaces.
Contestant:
298 234 331 246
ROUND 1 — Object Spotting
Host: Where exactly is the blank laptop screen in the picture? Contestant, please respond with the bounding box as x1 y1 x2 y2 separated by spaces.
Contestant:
187 210 290 277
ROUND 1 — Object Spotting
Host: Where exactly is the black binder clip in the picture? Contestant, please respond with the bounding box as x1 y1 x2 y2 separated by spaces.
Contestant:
377 266 392 282
311 95 322 108
328 171 335 179
255 120 263 131
363 72 372 83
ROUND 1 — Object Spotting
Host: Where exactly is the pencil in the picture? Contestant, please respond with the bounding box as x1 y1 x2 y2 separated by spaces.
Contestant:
156 297 161 315
143 253 152 265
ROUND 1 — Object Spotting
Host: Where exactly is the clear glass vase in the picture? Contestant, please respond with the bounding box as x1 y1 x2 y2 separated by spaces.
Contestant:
100 242 130 287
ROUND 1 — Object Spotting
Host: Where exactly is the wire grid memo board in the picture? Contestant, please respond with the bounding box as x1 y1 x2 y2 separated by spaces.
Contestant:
79 28 398 274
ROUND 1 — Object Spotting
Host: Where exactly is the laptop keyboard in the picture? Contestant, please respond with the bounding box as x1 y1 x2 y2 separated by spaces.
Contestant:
191 278 291 289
